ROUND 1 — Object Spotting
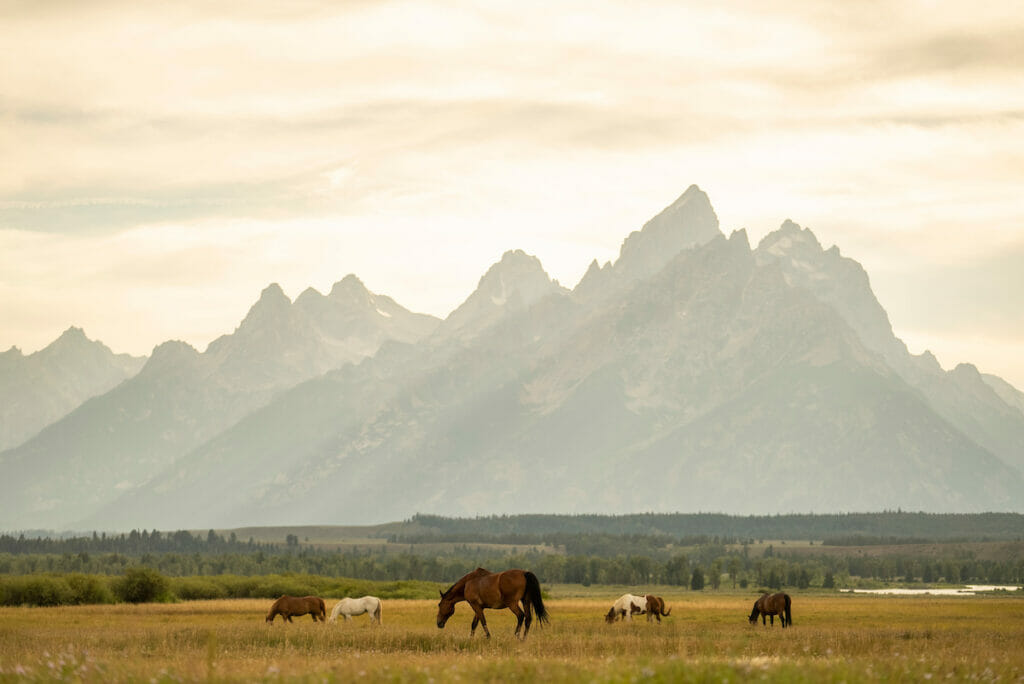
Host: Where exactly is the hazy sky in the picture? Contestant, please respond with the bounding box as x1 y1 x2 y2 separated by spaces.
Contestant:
2 1 1023 387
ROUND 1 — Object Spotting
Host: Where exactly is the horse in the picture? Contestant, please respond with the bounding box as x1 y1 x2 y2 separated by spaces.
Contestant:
329 596 382 624
643 595 672 623
604 594 647 623
748 592 792 628
436 567 549 639
265 595 326 623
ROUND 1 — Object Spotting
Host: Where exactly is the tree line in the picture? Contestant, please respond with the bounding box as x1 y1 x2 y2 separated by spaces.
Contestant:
2 545 1021 595
402 512 1024 543
0 529 269 555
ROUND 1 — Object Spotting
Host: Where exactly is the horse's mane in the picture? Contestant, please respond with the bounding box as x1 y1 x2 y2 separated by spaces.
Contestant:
441 567 491 597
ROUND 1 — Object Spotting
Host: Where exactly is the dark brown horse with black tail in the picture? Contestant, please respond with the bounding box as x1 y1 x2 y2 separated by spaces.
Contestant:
436 568 549 639
748 592 792 627
266 595 326 623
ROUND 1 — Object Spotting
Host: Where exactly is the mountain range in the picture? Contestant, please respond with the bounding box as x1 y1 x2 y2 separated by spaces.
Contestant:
2 184 1023 531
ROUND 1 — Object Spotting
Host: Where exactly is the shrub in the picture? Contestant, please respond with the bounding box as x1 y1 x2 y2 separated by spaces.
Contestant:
171 577 228 601
66 573 115 604
113 567 171 603
1 576 75 606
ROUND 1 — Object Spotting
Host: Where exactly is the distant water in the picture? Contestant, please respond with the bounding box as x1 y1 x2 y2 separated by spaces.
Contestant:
841 585 1022 596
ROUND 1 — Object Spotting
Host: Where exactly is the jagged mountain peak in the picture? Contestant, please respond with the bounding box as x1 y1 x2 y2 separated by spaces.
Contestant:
728 228 751 250
33 327 127 365
295 286 324 304
329 274 371 300
614 185 722 279
472 249 554 300
150 339 200 358
952 362 982 379
139 340 201 376
55 325 88 342
754 218 903 366
758 219 824 255
573 258 614 298
915 350 943 373
257 282 289 304
42 327 94 353
440 249 564 339
237 283 293 328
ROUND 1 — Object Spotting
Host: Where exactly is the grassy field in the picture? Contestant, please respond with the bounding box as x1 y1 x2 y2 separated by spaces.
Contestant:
1 591 1023 682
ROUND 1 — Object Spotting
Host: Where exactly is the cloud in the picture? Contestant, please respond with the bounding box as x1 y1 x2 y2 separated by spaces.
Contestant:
1 0 1022 388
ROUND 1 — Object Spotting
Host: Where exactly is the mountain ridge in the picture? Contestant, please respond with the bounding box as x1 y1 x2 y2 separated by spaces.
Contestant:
3 186 1023 531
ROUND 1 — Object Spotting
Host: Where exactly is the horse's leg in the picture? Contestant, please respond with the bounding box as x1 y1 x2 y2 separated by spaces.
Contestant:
522 599 534 638
467 601 490 638
509 603 526 639
476 607 491 639
769 614 774 627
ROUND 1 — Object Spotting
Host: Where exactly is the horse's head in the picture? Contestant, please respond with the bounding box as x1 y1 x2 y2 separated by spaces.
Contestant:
436 590 456 629
748 603 760 624
604 607 617 624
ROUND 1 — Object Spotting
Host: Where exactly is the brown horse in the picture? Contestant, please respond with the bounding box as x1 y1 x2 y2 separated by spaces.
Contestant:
436 568 549 639
644 595 672 623
266 595 326 623
748 592 792 627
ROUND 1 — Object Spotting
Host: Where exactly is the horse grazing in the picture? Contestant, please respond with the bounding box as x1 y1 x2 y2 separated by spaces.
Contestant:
329 596 382 625
436 568 549 639
748 592 792 628
604 594 647 623
643 595 671 623
265 595 326 623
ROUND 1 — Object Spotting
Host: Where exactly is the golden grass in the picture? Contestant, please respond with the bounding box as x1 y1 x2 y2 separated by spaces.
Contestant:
1 593 1022 682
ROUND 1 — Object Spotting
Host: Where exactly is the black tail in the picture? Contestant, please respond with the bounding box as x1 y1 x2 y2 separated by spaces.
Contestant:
523 571 549 625
784 594 792 627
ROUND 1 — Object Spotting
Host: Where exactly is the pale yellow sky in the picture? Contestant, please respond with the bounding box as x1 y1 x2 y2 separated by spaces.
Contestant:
1 0 1023 387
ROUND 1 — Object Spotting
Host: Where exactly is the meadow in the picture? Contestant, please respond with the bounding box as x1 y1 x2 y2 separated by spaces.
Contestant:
1 590 1023 682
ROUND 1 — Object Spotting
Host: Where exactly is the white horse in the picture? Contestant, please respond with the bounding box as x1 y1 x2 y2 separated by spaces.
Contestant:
329 596 382 624
604 593 647 623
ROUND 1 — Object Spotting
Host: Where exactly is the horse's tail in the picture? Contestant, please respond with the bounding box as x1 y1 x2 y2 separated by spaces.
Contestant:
374 599 382 625
318 597 327 620
784 594 792 626
661 604 672 617
523 571 549 625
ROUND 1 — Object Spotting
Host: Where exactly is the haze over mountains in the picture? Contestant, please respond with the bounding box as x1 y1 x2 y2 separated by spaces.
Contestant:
3 185 1023 531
